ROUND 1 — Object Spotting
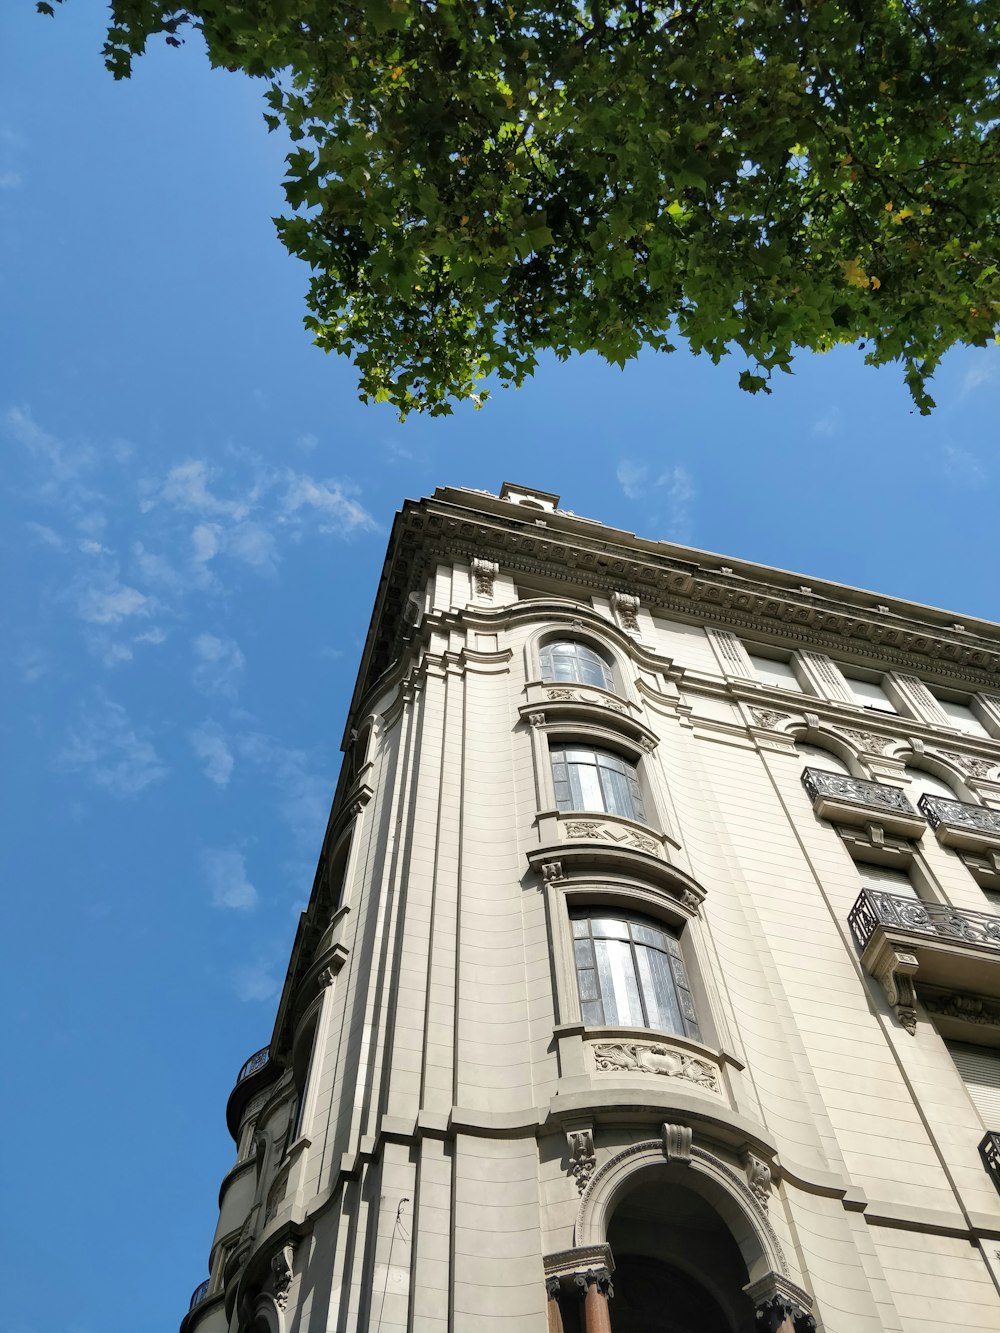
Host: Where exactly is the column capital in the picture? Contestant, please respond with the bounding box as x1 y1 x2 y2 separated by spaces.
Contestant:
745 1274 816 1333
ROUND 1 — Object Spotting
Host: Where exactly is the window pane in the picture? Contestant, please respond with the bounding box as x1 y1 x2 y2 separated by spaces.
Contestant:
590 916 630 940
631 921 668 949
636 944 684 1034
600 765 638 819
748 654 802 692
846 675 897 713
574 762 605 811
595 938 644 1026
540 641 614 692
571 917 588 938
937 696 990 737
858 864 918 899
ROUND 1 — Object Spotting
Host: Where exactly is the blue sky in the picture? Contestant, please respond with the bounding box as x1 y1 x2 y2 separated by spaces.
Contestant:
3 6 1000 1332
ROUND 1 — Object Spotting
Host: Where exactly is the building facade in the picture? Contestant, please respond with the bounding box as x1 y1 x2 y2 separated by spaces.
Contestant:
181 483 1000 1333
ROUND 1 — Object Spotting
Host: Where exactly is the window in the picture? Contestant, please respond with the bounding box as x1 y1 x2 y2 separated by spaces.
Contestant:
946 1042 1000 1128
857 863 919 901
551 745 645 822
540 640 615 692
934 695 990 738
844 673 898 714
571 910 700 1039
747 652 802 693
797 742 851 775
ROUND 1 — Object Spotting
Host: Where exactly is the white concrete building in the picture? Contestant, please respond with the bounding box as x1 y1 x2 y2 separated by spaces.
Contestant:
181 483 1000 1333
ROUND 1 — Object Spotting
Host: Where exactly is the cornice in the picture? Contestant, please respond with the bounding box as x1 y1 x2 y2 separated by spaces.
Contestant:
357 495 1000 711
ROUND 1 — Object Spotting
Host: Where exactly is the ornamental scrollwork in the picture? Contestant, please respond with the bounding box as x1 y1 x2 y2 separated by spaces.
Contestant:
836 727 893 755
563 820 660 856
750 708 789 731
593 1041 720 1091
566 1128 596 1194
938 750 998 780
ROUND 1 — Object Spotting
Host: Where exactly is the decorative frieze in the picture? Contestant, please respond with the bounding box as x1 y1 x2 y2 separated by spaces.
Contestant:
544 686 630 715
835 727 893 755
938 751 999 780
922 990 1000 1028
593 1041 719 1091
750 708 789 731
563 820 660 857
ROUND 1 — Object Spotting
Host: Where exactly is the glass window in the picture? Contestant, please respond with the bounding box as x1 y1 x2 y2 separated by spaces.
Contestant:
571 910 700 1039
540 640 615 692
935 695 990 737
748 653 802 693
857 863 919 900
551 745 646 822
844 674 897 713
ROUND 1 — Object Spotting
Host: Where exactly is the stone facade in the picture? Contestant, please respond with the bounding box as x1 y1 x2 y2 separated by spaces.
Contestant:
180 483 1000 1333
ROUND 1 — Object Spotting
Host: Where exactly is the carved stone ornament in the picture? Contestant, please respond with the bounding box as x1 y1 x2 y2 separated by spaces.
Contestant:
544 686 629 716
923 990 1000 1028
939 750 999 780
638 736 657 753
566 1128 597 1194
662 1122 693 1164
836 727 893 755
471 557 499 599
541 861 564 882
271 1242 295 1310
745 1276 815 1333
563 820 660 857
875 945 919 1034
317 966 336 988
680 889 701 912
595 1041 720 1091
745 1153 772 1209
546 687 578 701
612 591 641 631
528 711 547 728
545 1276 562 1301
750 708 789 731
574 1268 614 1299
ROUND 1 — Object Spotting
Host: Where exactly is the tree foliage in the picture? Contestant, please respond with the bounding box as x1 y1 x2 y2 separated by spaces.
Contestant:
43 0 1000 415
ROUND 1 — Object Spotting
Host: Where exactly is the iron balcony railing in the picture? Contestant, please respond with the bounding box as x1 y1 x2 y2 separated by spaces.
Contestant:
236 1046 270 1084
801 768 919 818
919 794 1000 839
848 888 1000 954
189 1279 210 1310
980 1132 1000 1196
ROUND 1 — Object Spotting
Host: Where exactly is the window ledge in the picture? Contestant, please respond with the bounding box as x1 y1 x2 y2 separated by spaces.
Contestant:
521 684 657 747
554 1025 730 1098
529 818 699 908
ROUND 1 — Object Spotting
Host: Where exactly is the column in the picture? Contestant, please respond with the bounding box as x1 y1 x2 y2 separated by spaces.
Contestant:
575 1269 614 1333
545 1278 564 1333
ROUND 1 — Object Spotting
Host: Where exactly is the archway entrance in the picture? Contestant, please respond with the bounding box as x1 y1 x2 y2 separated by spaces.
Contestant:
605 1178 756 1333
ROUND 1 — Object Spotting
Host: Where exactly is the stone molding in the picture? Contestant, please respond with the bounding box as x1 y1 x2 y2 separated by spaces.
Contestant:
470 556 498 598
591 1041 721 1093
566 1128 597 1194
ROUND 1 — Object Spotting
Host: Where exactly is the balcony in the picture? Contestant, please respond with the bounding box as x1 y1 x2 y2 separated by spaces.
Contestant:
189 1280 210 1310
225 1044 281 1139
802 768 925 839
919 794 1000 854
980 1132 1000 1198
849 888 1000 1031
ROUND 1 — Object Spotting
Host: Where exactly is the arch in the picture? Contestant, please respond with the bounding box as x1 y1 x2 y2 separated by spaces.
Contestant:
247 1293 282 1333
576 1138 788 1286
525 620 632 699
900 755 974 803
791 733 857 775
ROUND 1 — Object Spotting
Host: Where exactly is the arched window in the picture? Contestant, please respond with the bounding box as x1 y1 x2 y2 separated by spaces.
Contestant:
552 745 645 822
540 639 615 692
796 742 851 774
571 909 700 1039
906 766 958 801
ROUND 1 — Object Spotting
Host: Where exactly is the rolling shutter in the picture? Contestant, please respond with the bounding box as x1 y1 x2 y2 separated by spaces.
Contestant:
946 1041 1000 1129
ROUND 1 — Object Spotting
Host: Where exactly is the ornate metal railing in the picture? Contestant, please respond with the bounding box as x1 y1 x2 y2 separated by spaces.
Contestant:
848 888 1000 953
189 1279 211 1310
980 1132 1000 1196
802 768 918 818
236 1046 270 1084
919 794 1000 839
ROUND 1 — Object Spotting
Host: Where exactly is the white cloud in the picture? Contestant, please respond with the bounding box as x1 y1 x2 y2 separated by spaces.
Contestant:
238 731 332 850
132 542 182 590
233 961 281 1002
156 459 255 520
191 522 222 564
962 358 999 394
616 460 647 501
192 633 245 699
203 847 257 910
57 694 168 797
942 443 986 484
657 465 696 543
4 405 94 484
190 722 235 787
25 521 66 551
76 579 150 626
79 539 110 556
228 521 278 572
281 473 376 535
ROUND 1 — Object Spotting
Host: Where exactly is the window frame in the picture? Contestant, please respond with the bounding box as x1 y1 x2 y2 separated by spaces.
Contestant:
570 907 701 1040
550 742 647 823
539 638 617 693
